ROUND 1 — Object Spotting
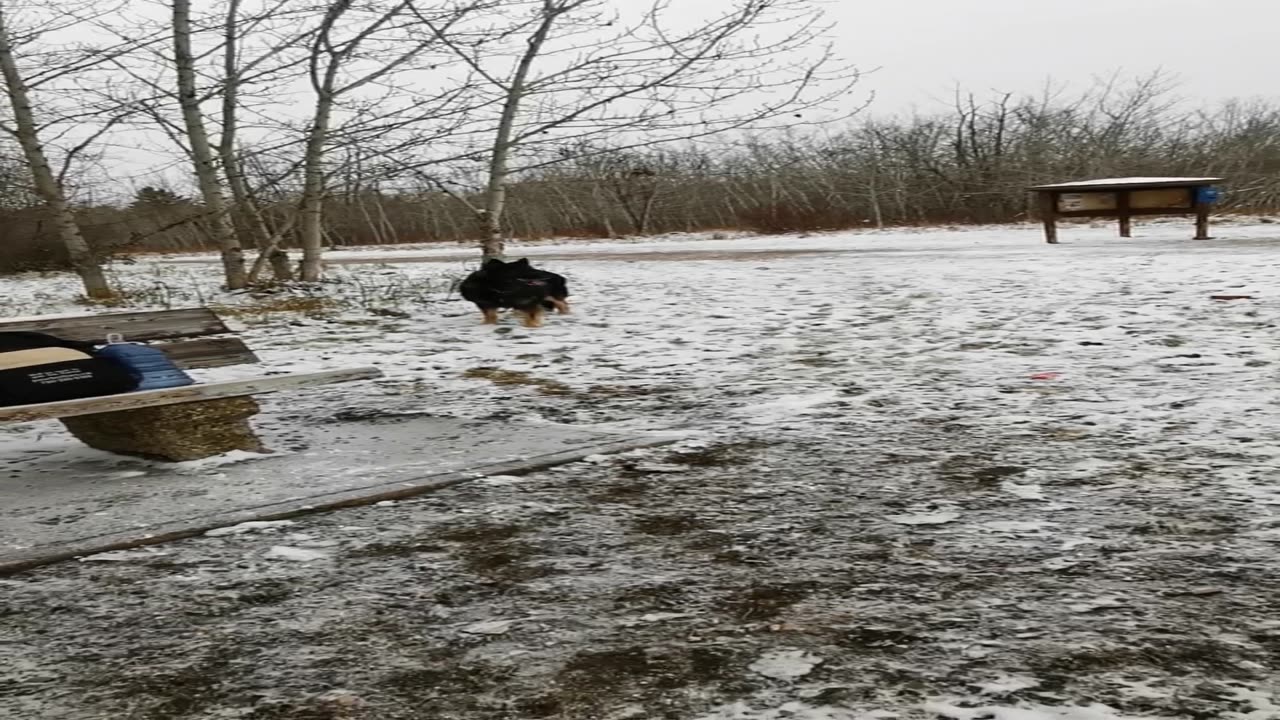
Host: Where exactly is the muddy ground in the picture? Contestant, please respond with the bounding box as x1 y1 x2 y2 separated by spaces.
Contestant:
3 227 1280 719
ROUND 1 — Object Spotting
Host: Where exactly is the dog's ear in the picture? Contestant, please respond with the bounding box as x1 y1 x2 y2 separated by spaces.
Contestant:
511 258 531 268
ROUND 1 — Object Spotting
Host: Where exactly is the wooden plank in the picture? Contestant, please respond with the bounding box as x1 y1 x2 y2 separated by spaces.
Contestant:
0 308 229 343
1054 207 1200 219
1058 191 1116 212
1130 188 1193 210
0 367 383 423
153 337 259 369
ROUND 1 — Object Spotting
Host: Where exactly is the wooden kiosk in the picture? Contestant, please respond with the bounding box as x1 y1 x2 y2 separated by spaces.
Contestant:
1029 177 1222 244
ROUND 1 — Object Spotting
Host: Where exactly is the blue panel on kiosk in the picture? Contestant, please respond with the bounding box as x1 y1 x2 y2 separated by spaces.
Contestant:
1195 186 1221 204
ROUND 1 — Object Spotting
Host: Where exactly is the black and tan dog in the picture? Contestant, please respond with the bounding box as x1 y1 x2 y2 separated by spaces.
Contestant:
459 258 570 327
511 258 570 315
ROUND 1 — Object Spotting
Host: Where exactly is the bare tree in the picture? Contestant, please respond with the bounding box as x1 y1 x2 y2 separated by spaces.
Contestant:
173 0 248 289
0 1 141 298
216 0 303 283
565 144 673 234
409 0 859 258
89 0 309 284
296 0 483 281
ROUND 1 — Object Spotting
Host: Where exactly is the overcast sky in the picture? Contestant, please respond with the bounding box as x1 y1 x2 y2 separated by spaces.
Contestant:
797 0 1275 113
39 0 1277 192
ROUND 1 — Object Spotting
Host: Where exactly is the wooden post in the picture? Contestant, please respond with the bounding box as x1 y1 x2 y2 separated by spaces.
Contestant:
1194 187 1211 240
1117 190 1132 238
1038 191 1059 244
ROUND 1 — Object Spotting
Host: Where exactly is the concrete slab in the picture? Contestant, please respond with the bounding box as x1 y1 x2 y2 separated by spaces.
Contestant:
0 415 674 574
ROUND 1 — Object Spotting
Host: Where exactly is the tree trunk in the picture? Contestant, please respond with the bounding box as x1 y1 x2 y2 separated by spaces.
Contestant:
239 187 294 283
868 174 884 229
638 189 658 235
268 246 293 280
590 184 617 238
248 215 297 283
0 7 112 298
478 5 560 259
298 0 426 278
173 0 247 290
298 94 333 281
481 103 518 257
479 181 507 259
218 0 290 283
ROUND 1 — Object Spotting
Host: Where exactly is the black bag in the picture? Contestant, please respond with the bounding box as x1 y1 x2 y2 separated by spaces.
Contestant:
0 331 140 407
0 331 97 353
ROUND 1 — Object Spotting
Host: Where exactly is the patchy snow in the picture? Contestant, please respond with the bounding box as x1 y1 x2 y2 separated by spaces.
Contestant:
5 220 1280 718
1001 477 1047 500
204 520 297 537
749 650 824 680
693 702 875 720
889 511 962 526
923 700 1172 719
980 520 1057 534
975 673 1042 695
77 548 172 563
460 619 518 635
636 612 698 623
263 545 331 562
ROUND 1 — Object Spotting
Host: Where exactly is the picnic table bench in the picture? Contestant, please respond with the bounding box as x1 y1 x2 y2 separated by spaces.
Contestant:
0 307 382 461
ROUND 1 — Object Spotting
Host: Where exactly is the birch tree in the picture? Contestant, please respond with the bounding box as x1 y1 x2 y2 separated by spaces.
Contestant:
173 0 247 289
296 0 488 281
91 0 309 285
409 0 859 259
215 0 303 283
0 1 147 299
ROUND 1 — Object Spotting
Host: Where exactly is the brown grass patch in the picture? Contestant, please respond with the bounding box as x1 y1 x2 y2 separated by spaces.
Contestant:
631 513 707 536
663 440 770 468
555 645 737 703
585 383 675 397
462 367 572 395
436 521 524 543
714 582 818 622
214 296 337 320
455 541 558 584
587 481 652 503
346 538 447 558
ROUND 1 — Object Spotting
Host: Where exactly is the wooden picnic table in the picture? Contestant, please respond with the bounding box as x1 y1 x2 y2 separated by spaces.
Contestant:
0 308 382 461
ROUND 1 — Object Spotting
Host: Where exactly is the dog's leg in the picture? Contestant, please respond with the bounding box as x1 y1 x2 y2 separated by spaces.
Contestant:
517 306 545 328
551 298 571 314
481 307 499 324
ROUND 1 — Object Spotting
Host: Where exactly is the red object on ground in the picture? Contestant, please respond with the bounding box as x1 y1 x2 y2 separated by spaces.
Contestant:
1029 372 1061 380
1210 295 1254 301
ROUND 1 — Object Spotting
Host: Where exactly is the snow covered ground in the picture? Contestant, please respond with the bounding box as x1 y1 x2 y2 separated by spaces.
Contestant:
4 221 1280 719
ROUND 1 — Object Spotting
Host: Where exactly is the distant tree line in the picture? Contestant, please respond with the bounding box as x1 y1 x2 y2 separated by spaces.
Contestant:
0 10 1274 290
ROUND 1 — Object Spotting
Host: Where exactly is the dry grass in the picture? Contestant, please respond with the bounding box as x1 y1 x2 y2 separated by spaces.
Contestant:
462 367 573 396
461 367 673 400
76 281 202 309
46 267 457 322
213 296 337 322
